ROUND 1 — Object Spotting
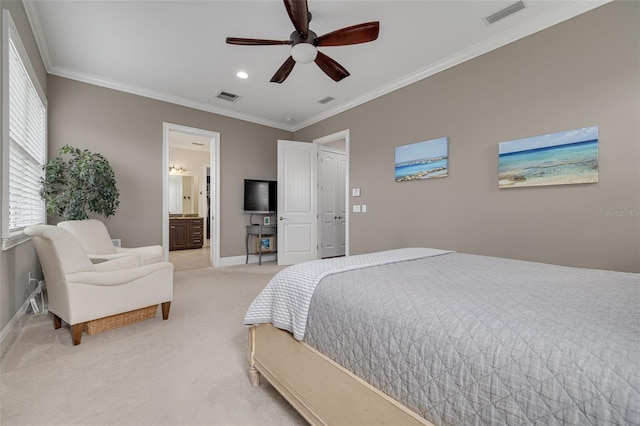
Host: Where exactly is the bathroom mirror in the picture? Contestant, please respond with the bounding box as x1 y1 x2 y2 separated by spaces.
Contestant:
169 175 199 215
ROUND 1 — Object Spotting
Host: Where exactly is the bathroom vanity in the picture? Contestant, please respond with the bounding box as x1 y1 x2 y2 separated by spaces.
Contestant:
169 216 204 250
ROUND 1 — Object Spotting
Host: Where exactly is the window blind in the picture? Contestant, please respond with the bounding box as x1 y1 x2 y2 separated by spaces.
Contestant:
7 27 46 232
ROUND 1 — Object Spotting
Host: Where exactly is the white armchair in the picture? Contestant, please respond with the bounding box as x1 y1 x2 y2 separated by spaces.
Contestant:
25 224 173 345
57 219 163 265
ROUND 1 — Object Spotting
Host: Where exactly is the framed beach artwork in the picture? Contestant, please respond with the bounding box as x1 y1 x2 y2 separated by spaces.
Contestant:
395 137 448 182
498 126 599 189
256 236 273 253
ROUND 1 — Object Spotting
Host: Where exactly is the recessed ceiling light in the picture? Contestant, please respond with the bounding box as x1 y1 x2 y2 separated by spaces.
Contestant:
236 71 248 79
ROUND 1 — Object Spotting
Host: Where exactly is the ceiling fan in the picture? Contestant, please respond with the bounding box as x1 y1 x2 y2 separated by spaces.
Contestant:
226 0 380 83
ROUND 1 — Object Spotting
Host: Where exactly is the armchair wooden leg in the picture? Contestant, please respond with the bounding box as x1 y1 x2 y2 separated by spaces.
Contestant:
71 324 83 346
52 313 62 329
161 302 171 320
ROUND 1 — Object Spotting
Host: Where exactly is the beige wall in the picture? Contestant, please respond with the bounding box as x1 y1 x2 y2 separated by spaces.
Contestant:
0 0 47 336
295 1 640 273
47 76 292 258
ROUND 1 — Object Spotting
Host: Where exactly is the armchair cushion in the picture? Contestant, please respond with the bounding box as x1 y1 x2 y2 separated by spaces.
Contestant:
94 253 142 271
115 246 163 266
58 219 116 255
26 225 95 275
58 219 163 265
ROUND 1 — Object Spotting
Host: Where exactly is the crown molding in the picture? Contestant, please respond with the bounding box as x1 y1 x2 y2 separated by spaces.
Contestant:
23 0 293 131
22 0 54 71
292 0 613 132
48 65 295 132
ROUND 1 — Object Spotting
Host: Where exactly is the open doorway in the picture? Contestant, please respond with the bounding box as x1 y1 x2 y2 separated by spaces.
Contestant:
162 123 220 269
276 130 350 266
315 130 349 259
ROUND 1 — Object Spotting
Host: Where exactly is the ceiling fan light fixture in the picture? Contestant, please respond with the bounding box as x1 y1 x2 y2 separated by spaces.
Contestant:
291 43 317 64
226 1 379 82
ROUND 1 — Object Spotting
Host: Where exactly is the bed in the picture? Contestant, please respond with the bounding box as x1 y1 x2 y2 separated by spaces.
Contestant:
244 248 640 425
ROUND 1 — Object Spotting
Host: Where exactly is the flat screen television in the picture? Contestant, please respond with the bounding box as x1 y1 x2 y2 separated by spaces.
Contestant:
243 179 277 214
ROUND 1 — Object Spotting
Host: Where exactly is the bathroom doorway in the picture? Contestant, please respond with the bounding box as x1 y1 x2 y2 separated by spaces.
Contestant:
163 123 220 269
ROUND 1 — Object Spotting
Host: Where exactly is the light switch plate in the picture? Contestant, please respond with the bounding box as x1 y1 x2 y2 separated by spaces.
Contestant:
362 204 367 213
353 205 361 213
352 188 361 197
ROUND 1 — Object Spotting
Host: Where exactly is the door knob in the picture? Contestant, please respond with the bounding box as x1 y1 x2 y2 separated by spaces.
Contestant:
279 217 285 221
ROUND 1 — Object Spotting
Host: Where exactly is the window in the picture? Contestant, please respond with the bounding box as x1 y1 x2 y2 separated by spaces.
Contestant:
2 10 47 250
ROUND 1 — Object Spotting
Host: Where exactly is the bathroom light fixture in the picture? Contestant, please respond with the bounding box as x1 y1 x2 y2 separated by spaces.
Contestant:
169 165 186 174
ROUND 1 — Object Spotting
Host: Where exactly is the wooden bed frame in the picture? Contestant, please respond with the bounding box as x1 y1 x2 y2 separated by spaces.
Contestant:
247 324 434 426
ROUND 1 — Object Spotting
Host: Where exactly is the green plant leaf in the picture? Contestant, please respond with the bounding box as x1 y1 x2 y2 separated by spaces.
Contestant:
40 145 120 220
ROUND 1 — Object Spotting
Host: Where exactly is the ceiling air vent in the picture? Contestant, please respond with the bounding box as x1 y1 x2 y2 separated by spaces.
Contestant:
483 1 526 25
317 96 335 105
215 90 241 102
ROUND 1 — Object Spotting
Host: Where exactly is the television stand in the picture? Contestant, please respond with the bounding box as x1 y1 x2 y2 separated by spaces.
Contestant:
246 225 277 265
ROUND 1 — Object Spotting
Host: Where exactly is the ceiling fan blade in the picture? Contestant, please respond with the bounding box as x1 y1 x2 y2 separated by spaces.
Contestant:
226 37 291 46
316 21 380 46
314 51 350 82
284 0 309 38
270 56 296 83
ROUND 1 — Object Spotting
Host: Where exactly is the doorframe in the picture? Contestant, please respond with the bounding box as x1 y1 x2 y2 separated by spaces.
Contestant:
163 123 221 267
202 163 210 242
313 129 350 258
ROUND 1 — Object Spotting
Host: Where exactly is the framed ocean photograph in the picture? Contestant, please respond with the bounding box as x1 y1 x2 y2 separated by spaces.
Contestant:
256 236 273 253
498 126 599 189
395 137 448 182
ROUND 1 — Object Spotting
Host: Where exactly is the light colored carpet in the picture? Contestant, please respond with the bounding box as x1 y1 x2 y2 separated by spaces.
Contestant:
0 263 307 426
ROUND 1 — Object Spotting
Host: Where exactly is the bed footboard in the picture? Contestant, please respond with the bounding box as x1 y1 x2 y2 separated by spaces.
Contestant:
247 324 432 426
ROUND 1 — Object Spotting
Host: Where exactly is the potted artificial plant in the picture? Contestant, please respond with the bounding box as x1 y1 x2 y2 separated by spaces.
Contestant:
40 144 120 220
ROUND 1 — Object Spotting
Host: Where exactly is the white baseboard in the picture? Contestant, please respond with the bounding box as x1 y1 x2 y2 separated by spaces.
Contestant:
0 286 40 348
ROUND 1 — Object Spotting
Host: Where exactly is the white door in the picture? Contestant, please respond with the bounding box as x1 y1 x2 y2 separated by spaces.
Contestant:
319 149 346 258
277 140 318 265
336 152 346 256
